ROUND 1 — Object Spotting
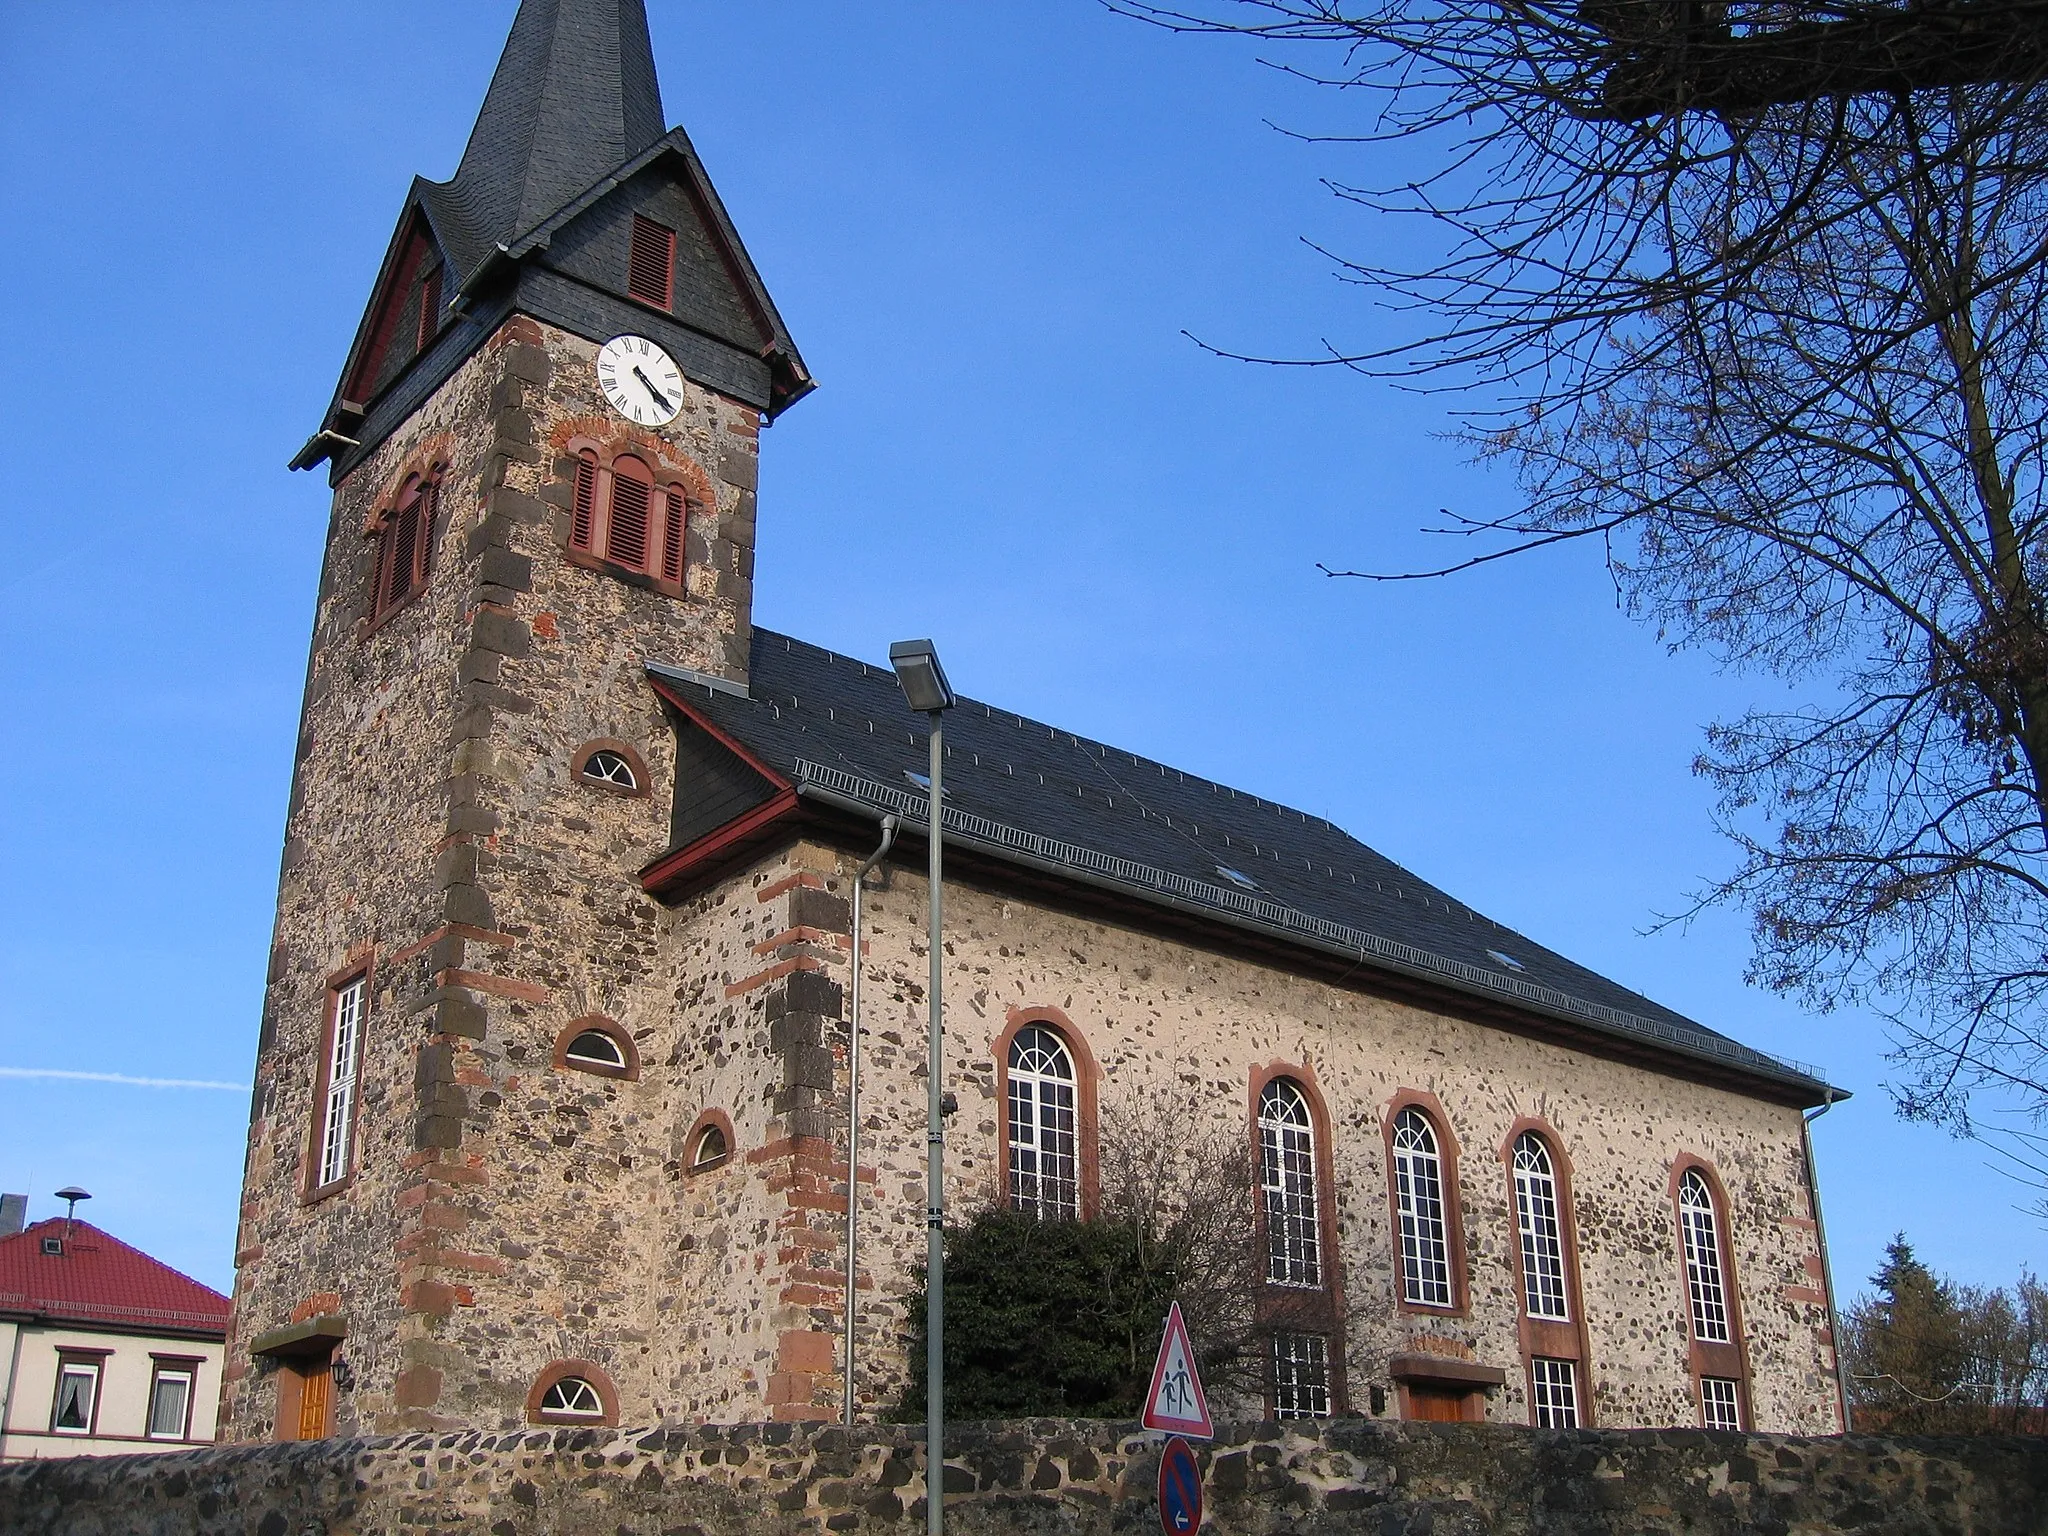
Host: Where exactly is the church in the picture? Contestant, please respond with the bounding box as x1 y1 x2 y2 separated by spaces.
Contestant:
225 0 1848 1443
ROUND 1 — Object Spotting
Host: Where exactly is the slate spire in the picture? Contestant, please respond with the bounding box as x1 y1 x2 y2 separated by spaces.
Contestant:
444 0 667 253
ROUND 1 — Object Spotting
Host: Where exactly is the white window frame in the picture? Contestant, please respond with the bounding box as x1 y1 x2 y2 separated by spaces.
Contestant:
317 974 367 1189
1529 1356 1578 1428
1512 1132 1571 1322
147 1364 195 1440
1392 1108 1454 1307
1678 1169 1732 1344
1258 1079 1322 1288
50 1357 101 1436
540 1375 605 1419
1700 1374 1743 1430
564 1029 627 1070
1006 1026 1079 1220
1270 1331 1330 1419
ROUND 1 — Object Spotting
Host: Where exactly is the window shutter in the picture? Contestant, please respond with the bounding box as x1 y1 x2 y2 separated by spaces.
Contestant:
373 517 399 617
628 215 676 309
662 488 686 584
389 489 422 611
607 458 653 571
412 477 438 590
572 452 598 550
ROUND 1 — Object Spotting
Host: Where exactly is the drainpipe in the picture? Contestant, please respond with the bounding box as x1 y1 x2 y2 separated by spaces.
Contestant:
1801 1089 1851 1432
843 815 898 1426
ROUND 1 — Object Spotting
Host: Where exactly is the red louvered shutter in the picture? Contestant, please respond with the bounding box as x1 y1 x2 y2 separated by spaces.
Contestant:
628 216 675 309
388 482 423 611
572 452 598 550
373 519 399 618
417 266 443 352
607 458 653 571
662 488 686 584
412 476 438 590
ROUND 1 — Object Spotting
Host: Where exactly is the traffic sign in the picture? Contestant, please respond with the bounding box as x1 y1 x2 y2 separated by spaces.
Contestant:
1141 1301 1214 1439
1158 1436 1203 1535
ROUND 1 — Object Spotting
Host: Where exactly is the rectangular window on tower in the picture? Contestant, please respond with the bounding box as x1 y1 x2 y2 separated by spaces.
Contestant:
310 971 367 1195
628 215 676 309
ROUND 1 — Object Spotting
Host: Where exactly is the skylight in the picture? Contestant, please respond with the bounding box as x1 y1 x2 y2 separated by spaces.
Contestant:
1487 949 1527 973
1215 865 1259 892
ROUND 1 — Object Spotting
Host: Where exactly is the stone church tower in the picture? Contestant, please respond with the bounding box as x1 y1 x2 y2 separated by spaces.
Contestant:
228 0 814 1437
231 0 1847 1444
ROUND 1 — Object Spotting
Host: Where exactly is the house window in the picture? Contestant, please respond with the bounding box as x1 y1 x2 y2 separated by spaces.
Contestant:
569 451 687 585
564 1029 628 1071
1529 1357 1578 1429
315 973 367 1190
691 1122 730 1169
416 264 443 352
50 1356 101 1435
1392 1107 1454 1308
1700 1374 1743 1430
371 471 438 620
1006 1025 1078 1219
580 749 638 790
540 1375 605 1419
627 215 676 309
1678 1168 1732 1344
1258 1078 1321 1288
147 1364 195 1440
1512 1132 1570 1322
1270 1332 1330 1420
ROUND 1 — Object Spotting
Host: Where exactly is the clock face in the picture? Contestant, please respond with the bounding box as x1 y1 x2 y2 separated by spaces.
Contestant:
596 336 684 427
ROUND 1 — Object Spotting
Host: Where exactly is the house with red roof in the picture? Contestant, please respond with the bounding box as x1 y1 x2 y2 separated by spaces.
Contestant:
0 1213 230 1460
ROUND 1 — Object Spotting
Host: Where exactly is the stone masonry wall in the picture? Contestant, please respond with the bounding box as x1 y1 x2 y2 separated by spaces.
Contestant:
3 1420 2041 1536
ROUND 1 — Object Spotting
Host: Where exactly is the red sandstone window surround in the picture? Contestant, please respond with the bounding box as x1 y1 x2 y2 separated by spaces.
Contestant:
684 1108 735 1172
306 964 372 1200
993 1009 1100 1221
571 738 651 797
1500 1120 1595 1427
1671 1156 1752 1428
367 468 441 624
1248 1062 1347 1420
552 1016 639 1081
565 446 694 596
528 1360 620 1426
1383 1092 1470 1317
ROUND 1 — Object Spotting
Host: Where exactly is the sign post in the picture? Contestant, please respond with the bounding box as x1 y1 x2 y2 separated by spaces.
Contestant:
1142 1303 1213 1536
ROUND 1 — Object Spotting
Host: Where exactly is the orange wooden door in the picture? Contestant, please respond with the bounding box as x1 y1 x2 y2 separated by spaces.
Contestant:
1407 1385 1470 1422
296 1362 332 1441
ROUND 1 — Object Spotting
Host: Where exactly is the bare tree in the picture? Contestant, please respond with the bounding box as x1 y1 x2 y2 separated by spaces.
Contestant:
1109 2 2048 1144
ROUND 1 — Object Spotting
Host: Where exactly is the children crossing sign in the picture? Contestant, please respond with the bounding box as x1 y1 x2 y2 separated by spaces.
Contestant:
1140 1301 1214 1439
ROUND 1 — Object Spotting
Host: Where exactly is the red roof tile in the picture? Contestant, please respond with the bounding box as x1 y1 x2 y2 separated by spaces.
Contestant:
0 1219 230 1337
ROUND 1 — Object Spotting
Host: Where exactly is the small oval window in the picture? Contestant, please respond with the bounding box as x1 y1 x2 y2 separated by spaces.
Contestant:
539 1375 605 1418
564 1030 627 1070
691 1124 730 1169
581 749 637 790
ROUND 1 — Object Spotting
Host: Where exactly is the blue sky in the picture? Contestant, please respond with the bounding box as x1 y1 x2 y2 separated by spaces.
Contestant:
1 1 2037 1300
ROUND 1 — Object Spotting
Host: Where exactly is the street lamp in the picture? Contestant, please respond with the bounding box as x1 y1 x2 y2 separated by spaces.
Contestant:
888 638 954 1536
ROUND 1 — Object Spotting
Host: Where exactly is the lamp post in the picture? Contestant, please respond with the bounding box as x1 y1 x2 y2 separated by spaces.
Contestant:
888 638 955 1536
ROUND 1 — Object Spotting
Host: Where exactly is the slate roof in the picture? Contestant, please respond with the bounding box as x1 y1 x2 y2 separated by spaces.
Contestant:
650 630 1836 1105
0 1220 231 1338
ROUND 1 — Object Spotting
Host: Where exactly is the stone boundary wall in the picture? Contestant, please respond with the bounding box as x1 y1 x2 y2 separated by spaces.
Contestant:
2 1420 2042 1536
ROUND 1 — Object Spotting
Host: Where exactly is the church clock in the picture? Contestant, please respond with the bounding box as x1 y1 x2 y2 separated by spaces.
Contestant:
596 335 684 426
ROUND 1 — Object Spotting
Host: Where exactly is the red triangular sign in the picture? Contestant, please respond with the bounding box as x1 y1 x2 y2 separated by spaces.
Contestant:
1141 1301 1214 1439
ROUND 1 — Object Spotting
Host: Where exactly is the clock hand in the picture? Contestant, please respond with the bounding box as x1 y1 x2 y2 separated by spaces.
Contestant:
633 366 673 413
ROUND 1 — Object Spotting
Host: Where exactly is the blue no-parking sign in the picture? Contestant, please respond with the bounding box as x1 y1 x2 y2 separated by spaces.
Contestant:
1158 1436 1203 1536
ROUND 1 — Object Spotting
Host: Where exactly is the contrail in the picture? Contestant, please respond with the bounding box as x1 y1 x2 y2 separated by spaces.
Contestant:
0 1068 248 1092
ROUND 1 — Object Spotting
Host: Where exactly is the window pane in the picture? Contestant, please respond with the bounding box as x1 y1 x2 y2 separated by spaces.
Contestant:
1006 1027 1078 1220
1530 1357 1577 1428
149 1371 192 1438
1270 1332 1330 1419
1701 1375 1743 1430
1513 1133 1570 1322
1259 1080 1321 1287
1392 1109 1454 1307
52 1363 97 1433
541 1376 604 1417
1679 1170 1732 1343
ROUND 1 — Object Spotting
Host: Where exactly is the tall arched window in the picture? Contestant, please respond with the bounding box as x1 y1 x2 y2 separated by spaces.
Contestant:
1392 1108 1454 1308
1007 1026 1078 1219
1678 1168 1732 1344
1512 1133 1570 1322
1258 1079 1321 1287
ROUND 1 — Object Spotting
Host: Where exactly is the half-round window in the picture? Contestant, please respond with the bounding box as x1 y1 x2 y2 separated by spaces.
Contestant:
539 1375 604 1419
1006 1026 1078 1220
691 1123 730 1170
581 750 637 790
564 1030 627 1071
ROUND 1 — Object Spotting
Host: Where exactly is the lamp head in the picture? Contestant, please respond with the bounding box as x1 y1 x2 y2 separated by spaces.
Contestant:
888 639 956 714
54 1186 91 1209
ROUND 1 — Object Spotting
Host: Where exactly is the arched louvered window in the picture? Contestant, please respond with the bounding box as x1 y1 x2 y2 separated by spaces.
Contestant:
1007 1026 1078 1219
1392 1108 1454 1307
568 450 688 588
1678 1169 1732 1344
606 455 653 570
1512 1133 1570 1322
1259 1079 1321 1288
372 472 437 620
